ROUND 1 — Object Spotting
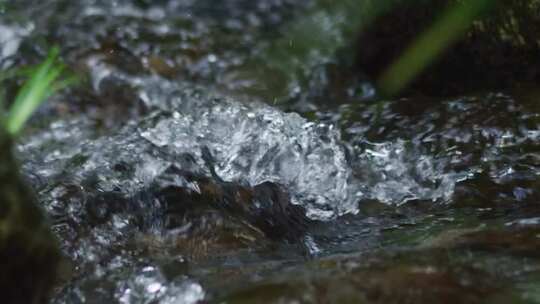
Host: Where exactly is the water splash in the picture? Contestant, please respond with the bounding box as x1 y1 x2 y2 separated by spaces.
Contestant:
117 266 204 304
0 22 33 68
20 58 487 222
330 93 540 206
137 79 360 219
352 140 470 205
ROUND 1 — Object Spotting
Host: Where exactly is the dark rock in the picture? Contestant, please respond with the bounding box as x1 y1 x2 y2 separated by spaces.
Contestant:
152 167 311 244
0 134 60 304
354 0 540 96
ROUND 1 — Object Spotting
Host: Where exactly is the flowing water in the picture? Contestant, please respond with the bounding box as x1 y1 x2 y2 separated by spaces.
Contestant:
2 0 540 303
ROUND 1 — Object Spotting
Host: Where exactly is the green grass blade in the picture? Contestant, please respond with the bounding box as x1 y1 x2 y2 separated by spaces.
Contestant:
5 47 66 135
377 0 494 96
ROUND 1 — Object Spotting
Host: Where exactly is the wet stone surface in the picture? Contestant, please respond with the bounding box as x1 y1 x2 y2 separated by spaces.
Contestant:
2 0 540 303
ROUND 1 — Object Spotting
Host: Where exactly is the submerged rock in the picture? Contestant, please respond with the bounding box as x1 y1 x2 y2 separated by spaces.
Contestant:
219 249 511 304
0 134 60 304
150 167 310 243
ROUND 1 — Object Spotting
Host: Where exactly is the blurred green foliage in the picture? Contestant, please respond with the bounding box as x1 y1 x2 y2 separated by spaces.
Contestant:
258 0 540 101
378 0 494 96
0 47 76 136
236 0 519 101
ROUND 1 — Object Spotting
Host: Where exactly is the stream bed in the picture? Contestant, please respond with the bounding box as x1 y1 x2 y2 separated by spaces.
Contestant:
2 0 540 303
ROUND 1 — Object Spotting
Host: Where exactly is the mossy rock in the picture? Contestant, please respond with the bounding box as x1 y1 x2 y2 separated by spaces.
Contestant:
354 0 540 96
0 135 60 304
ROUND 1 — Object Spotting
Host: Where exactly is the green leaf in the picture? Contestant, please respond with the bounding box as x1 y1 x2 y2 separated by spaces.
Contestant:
378 0 494 96
5 47 74 135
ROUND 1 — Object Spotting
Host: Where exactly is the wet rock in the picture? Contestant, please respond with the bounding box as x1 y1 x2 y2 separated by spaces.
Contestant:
355 0 540 96
149 166 311 244
220 250 510 304
249 182 310 241
453 228 540 258
2 0 311 100
0 134 60 304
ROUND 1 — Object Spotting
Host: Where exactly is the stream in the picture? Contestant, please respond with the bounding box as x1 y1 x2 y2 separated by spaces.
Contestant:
2 0 540 303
